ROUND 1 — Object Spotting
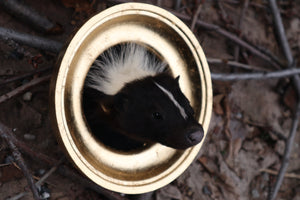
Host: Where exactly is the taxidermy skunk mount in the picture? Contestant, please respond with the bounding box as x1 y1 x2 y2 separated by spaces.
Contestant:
83 43 204 151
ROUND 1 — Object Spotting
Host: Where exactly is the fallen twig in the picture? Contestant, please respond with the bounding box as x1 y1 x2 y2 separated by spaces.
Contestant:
7 158 64 200
269 103 300 200
1 123 128 200
0 66 52 87
0 27 62 53
211 68 300 81
269 1 300 94
107 0 281 68
269 99 300 200
270 130 287 142
190 3 202 32
255 45 283 67
207 58 270 71
156 0 162 7
260 168 300 180
0 74 51 104
215 1 231 26
36 158 64 186
269 1 293 65
0 0 281 71
0 0 62 34
268 0 300 200
168 10 282 68
234 0 249 61
175 0 181 10
6 192 27 200
0 121 40 200
0 163 11 167
12 136 57 165
58 165 129 200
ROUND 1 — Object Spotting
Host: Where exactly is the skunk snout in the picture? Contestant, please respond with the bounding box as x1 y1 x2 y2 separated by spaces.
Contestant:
186 125 204 146
162 124 204 149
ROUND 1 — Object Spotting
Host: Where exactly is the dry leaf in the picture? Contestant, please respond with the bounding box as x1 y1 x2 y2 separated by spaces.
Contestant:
198 156 218 174
156 185 182 200
213 94 225 115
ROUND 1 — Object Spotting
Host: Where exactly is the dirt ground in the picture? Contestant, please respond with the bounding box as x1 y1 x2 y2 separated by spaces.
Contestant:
0 0 299 200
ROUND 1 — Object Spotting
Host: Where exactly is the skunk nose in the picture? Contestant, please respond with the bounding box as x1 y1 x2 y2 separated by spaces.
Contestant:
186 126 204 145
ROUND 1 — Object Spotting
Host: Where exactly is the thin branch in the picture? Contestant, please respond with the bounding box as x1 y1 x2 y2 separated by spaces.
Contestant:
211 68 300 81
269 0 300 95
268 0 300 199
216 1 230 25
0 74 51 197
0 0 281 70
12 136 57 165
175 0 181 10
269 0 293 64
234 0 249 61
270 130 287 141
107 0 281 68
6 192 28 200
260 168 300 180
255 45 283 66
167 9 282 68
2 126 128 200
0 66 52 87
0 27 62 53
0 74 51 104
0 121 40 200
268 102 300 200
36 158 64 186
0 0 62 34
190 3 202 32
7 158 64 200
156 0 162 7
5 132 128 200
0 163 11 167
207 58 271 71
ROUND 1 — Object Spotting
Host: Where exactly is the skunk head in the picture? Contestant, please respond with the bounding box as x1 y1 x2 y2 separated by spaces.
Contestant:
109 74 204 149
84 43 204 149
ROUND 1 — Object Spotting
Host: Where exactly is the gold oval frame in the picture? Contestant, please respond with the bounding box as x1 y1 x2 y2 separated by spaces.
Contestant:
50 3 212 194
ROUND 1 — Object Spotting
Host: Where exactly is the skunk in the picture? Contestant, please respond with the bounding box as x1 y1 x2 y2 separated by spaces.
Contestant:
83 43 204 150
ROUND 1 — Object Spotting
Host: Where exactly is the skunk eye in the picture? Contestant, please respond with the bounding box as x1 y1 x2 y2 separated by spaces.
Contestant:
152 112 163 120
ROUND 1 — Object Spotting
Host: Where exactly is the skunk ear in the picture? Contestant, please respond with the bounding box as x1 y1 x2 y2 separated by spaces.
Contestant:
100 96 114 114
175 75 180 82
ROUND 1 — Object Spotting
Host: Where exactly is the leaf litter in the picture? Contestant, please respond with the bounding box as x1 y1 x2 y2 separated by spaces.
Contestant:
0 1 299 200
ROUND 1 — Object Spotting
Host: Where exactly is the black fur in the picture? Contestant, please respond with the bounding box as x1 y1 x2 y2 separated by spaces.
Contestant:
83 73 204 150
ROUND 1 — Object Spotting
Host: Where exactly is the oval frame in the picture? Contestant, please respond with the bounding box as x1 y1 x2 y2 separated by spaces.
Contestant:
50 3 212 194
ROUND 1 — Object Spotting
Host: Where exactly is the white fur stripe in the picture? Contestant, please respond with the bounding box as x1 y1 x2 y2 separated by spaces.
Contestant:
86 43 166 95
154 82 188 120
